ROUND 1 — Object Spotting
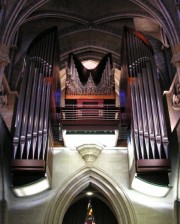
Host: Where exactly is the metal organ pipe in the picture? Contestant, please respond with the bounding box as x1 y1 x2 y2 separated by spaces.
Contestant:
70 54 73 76
141 68 154 137
146 62 162 158
121 27 170 180
43 36 48 75
37 79 46 159
138 73 148 135
48 32 54 76
138 72 150 159
129 33 135 77
20 61 34 159
42 83 51 160
151 59 169 159
66 54 114 96
130 33 135 77
132 35 138 76
27 68 39 159
13 60 29 159
45 34 51 75
134 81 143 134
126 31 133 77
141 68 155 159
134 80 145 159
139 38 144 70
136 37 141 74
32 73 43 159
130 84 140 159
11 27 60 189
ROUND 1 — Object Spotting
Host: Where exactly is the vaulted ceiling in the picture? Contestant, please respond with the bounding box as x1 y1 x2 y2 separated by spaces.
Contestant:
16 0 162 67
3 0 177 89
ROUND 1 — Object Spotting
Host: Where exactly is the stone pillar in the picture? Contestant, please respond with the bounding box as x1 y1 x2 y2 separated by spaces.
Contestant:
7 45 17 82
172 44 180 83
172 44 180 223
0 43 10 85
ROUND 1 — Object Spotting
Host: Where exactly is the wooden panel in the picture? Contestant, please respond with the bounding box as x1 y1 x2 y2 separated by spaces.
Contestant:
65 94 115 99
136 159 170 172
61 119 119 130
11 159 45 171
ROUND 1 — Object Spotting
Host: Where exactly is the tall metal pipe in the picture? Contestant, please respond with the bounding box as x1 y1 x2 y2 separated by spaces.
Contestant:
126 31 133 77
12 59 29 159
26 67 39 159
42 83 51 160
138 72 149 158
20 61 34 159
130 84 140 159
146 62 162 158
32 74 43 159
134 80 144 158
151 58 169 158
142 67 155 158
37 79 46 159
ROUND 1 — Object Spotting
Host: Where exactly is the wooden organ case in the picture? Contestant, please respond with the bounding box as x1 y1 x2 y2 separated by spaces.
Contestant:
120 27 171 191
11 27 60 192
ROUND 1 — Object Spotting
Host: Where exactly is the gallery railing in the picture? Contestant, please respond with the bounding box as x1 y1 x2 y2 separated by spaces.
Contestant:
56 105 130 130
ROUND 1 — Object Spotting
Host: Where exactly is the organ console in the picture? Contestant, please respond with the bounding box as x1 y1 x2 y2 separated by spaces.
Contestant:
11 26 60 190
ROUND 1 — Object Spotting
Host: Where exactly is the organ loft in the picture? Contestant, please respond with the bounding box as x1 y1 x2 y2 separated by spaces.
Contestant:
10 25 171 203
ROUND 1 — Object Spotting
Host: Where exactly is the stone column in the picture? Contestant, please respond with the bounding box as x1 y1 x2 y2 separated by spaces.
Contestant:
171 44 180 224
0 43 10 85
172 44 180 83
7 45 17 82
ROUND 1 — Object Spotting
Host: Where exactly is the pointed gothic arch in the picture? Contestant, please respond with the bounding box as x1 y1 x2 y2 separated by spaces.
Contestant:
44 166 137 224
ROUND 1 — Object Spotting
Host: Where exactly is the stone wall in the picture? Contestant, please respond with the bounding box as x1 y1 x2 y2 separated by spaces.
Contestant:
5 146 178 224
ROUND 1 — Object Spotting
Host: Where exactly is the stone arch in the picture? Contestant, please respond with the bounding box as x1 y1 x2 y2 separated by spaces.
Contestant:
44 166 137 224
131 0 180 45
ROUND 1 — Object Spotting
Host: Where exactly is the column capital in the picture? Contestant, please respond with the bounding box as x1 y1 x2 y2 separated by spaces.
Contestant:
0 43 10 67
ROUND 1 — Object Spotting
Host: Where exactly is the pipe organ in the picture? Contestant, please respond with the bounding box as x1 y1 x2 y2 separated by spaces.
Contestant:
59 53 124 132
121 27 170 187
66 53 114 96
11 27 60 189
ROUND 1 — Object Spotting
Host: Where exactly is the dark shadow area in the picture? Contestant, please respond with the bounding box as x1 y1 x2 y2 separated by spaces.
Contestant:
62 197 118 224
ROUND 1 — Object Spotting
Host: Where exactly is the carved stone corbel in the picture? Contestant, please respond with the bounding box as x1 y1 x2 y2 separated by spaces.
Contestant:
77 144 103 167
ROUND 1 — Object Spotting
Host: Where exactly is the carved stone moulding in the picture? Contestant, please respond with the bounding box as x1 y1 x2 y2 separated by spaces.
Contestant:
77 144 103 166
